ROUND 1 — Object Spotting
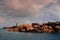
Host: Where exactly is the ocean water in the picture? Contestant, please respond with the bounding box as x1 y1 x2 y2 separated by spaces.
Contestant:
0 29 60 40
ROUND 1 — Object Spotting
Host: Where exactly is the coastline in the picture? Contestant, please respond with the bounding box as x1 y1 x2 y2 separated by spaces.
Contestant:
3 21 60 33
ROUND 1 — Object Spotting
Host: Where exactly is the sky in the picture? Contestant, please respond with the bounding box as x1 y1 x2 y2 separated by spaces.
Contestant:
0 0 60 28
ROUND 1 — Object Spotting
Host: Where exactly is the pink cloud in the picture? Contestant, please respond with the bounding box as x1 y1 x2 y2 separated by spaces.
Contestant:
0 16 5 23
3 0 60 20
4 0 56 12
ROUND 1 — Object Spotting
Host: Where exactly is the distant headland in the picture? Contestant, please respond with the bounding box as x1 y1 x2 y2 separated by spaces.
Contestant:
3 21 60 33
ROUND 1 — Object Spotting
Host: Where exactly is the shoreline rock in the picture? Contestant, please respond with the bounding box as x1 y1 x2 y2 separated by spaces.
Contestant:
3 21 60 33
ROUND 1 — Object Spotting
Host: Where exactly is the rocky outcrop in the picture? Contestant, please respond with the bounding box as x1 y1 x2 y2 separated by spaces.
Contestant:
3 21 60 33
17 24 33 32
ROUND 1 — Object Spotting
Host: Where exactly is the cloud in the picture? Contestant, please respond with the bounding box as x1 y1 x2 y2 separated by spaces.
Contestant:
0 16 6 23
25 20 31 24
4 0 58 11
3 0 57 17
0 0 60 24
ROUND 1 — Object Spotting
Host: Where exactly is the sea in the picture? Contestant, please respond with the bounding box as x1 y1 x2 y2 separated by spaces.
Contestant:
0 28 60 40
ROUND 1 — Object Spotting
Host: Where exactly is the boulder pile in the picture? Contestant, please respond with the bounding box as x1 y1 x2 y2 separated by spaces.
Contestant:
3 21 60 33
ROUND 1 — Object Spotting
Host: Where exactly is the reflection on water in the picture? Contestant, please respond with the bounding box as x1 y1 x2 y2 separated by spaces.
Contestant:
0 29 60 40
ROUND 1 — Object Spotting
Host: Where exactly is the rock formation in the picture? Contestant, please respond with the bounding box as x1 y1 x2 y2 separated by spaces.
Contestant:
3 21 60 33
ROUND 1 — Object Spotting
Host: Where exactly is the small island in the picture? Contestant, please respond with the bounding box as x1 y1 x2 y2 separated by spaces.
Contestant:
3 21 60 33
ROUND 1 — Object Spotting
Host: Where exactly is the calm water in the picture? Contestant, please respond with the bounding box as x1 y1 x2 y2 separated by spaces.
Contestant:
0 29 60 40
